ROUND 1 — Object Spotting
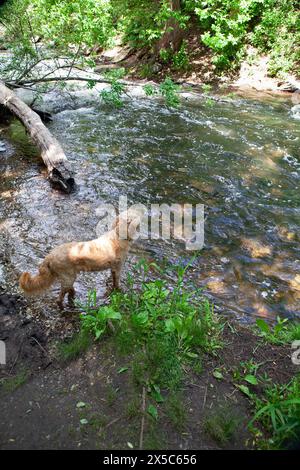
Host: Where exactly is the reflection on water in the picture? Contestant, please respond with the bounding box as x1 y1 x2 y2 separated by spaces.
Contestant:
0 90 299 322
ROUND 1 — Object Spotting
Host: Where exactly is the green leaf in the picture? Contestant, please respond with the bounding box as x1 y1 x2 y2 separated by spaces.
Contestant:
117 367 129 374
186 352 199 359
147 404 158 420
213 370 224 380
256 318 270 334
132 311 149 326
164 318 175 332
283 398 300 406
106 310 122 320
244 374 258 385
151 385 164 403
95 328 105 340
76 401 86 408
235 384 253 398
80 418 88 425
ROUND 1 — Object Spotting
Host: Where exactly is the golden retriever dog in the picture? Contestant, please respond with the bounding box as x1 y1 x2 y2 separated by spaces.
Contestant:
19 209 141 308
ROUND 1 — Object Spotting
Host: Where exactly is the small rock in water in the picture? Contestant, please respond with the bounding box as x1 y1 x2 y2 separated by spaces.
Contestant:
291 104 300 120
0 141 6 152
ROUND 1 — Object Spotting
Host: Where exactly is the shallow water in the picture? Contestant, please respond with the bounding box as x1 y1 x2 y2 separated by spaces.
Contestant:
0 89 299 323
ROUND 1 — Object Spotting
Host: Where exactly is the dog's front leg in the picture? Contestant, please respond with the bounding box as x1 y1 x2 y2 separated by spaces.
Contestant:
105 266 122 297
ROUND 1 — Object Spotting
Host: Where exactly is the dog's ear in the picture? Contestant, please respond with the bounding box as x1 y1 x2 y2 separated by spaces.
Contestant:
127 215 141 240
112 215 128 238
112 213 141 240
111 216 119 230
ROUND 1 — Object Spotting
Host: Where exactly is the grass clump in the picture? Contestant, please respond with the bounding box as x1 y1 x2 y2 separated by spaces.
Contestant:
250 375 300 449
105 384 118 406
131 334 182 391
204 404 241 446
125 397 141 420
57 329 92 362
165 392 187 432
255 317 300 345
143 421 167 450
0 369 29 393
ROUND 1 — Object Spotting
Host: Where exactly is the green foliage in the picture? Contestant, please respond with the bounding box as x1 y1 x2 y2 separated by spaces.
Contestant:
80 260 222 394
165 392 187 431
139 64 154 79
204 403 241 445
250 376 300 449
192 0 264 69
57 329 92 362
100 79 126 107
202 83 213 94
1 0 114 51
143 79 181 107
251 0 300 76
190 0 299 73
255 317 300 345
158 41 189 70
104 67 127 80
159 77 180 107
80 295 122 340
111 0 189 48
0 369 28 392
1 0 298 82
143 84 156 96
172 40 189 71
159 47 173 64
98 68 128 107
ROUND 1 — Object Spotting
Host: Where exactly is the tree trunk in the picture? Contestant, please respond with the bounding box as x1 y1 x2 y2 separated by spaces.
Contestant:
155 0 183 55
0 82 75 193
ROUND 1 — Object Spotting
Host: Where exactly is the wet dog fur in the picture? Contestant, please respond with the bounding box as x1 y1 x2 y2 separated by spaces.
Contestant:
19 210 141 308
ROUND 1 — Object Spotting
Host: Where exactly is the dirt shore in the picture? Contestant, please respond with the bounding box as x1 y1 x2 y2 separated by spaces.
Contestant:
0 290 298 450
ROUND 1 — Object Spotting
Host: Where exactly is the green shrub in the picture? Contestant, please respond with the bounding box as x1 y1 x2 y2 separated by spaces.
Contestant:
172 40 189 70
255 317 300 345
250 376 300 449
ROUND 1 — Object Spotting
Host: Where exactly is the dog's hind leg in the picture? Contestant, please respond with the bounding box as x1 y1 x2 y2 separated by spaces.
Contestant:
111 266 121 290
57 287 68 309
58 274 76 309
67 287 76 307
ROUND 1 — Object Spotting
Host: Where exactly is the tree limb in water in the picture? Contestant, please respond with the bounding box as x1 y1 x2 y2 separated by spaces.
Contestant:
5 75 138 89
0 82 75 193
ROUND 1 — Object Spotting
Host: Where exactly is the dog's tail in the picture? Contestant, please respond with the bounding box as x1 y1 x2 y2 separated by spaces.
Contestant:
19 260 56 295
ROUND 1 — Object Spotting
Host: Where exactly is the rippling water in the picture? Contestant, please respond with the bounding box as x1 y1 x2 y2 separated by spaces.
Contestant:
0 88 299 322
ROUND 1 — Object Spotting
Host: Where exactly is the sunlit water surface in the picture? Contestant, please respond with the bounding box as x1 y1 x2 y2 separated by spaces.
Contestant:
0 89 299 323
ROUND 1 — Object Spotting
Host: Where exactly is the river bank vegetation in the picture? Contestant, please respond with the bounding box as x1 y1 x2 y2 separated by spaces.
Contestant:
0 0 300 452
0 0 299 87
1 262 300 449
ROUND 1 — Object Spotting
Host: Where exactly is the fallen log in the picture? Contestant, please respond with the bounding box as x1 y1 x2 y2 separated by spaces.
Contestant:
0 82 75 193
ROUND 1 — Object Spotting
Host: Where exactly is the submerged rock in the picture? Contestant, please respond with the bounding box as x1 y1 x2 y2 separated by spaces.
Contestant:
291 104 300 120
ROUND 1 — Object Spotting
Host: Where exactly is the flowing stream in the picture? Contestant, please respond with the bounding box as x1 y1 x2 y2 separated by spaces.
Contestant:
0 87 299 323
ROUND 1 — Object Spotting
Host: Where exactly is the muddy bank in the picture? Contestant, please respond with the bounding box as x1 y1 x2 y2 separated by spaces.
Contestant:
0 292 50 374
98 38 300 96
0 320 297 450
